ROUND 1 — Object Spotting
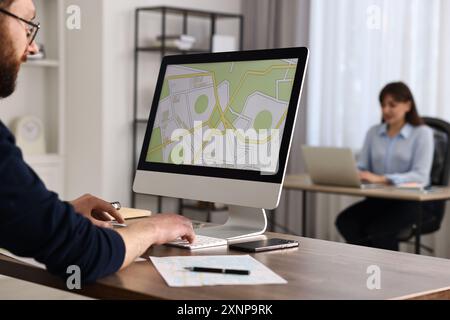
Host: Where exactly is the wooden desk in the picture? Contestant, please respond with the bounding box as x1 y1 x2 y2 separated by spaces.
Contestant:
1 231 450 300
280 174 450 253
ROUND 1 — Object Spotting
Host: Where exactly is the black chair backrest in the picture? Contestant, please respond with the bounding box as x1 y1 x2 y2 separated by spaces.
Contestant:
423 117 450 186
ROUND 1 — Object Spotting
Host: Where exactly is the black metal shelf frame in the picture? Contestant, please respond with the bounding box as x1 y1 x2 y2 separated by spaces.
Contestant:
131 6 244 212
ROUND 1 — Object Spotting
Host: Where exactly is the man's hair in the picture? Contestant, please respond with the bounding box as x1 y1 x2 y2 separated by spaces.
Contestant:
0 0 14 9
0 0 14 26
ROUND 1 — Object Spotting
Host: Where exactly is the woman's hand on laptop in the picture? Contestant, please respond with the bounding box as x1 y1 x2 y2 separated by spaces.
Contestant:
70 194 125 228
359 171 389 184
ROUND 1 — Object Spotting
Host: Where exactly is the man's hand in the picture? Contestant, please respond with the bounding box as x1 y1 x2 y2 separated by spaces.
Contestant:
116 213 195 269
359 171 388 184
142 213 196 245
70 194 125 228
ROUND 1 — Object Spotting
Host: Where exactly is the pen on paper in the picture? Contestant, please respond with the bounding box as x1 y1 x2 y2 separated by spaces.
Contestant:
184 267 250 275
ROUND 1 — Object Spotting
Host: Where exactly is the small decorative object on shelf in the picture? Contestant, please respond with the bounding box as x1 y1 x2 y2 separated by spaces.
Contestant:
174 34 196 51
11 116 47 155
151 34 197 51
27 43 46 60
212 34 237 53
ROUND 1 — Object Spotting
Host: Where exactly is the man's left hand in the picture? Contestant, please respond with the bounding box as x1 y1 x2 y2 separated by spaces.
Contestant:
70 194 125 228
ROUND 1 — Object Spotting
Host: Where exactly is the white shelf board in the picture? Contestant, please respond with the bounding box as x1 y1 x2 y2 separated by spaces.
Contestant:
23 59 60 68
24 153 64 165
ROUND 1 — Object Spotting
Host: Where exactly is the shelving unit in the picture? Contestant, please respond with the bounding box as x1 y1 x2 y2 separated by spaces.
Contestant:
132 6 243 215
0 0 65 197
23 59 60 68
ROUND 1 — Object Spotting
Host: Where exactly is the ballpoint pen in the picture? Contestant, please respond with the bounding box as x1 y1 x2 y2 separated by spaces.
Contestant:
109 202 127 227
110 201 121 210
185 267 250 275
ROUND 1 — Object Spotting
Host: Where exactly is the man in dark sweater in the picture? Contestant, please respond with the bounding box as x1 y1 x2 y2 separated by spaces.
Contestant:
0 0 195 284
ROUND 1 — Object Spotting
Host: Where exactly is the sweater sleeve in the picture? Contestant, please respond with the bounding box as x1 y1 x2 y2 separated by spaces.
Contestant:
0 123 125 283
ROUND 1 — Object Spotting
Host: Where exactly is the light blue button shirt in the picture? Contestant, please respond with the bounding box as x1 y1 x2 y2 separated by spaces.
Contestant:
357 123 434 186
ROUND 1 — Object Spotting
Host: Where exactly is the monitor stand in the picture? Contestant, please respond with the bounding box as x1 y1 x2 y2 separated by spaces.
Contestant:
195 205 267 240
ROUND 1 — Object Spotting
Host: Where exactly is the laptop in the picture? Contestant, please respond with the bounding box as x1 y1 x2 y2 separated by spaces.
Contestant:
301 146 384 189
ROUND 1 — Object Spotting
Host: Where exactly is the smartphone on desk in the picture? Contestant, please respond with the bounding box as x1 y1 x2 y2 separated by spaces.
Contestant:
229 238 299 253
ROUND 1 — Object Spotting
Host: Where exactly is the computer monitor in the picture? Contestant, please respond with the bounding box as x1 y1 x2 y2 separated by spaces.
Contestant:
134 47 309 240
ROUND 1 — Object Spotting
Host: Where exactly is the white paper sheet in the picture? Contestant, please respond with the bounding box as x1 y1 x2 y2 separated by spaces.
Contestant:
0 249 46 269
149 255 287 287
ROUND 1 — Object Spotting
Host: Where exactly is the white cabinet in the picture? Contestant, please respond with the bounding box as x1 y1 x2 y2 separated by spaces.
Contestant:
25 155 65 198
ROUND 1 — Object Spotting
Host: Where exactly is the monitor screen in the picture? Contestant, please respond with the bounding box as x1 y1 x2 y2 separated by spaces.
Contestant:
137 48 308 183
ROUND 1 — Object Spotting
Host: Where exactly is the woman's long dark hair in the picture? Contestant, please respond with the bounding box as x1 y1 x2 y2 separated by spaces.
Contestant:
379 82 424 126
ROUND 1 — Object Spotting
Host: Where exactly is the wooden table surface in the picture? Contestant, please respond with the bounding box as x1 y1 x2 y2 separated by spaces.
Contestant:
284 174 450 202
2 229 450 300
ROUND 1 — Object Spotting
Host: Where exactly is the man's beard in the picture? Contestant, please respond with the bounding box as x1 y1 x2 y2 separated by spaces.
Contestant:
0 28 21 98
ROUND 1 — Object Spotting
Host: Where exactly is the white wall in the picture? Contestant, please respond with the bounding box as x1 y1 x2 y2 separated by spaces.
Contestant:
65 0 104 199
65 0 242 210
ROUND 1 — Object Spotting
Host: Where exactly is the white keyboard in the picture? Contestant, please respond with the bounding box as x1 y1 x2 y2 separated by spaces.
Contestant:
166 235 228 250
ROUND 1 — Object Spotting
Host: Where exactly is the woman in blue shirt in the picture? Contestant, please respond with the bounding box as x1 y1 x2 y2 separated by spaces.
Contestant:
335 82 435 251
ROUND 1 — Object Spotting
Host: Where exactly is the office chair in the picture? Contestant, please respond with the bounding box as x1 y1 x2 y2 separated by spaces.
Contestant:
396 117 450 254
